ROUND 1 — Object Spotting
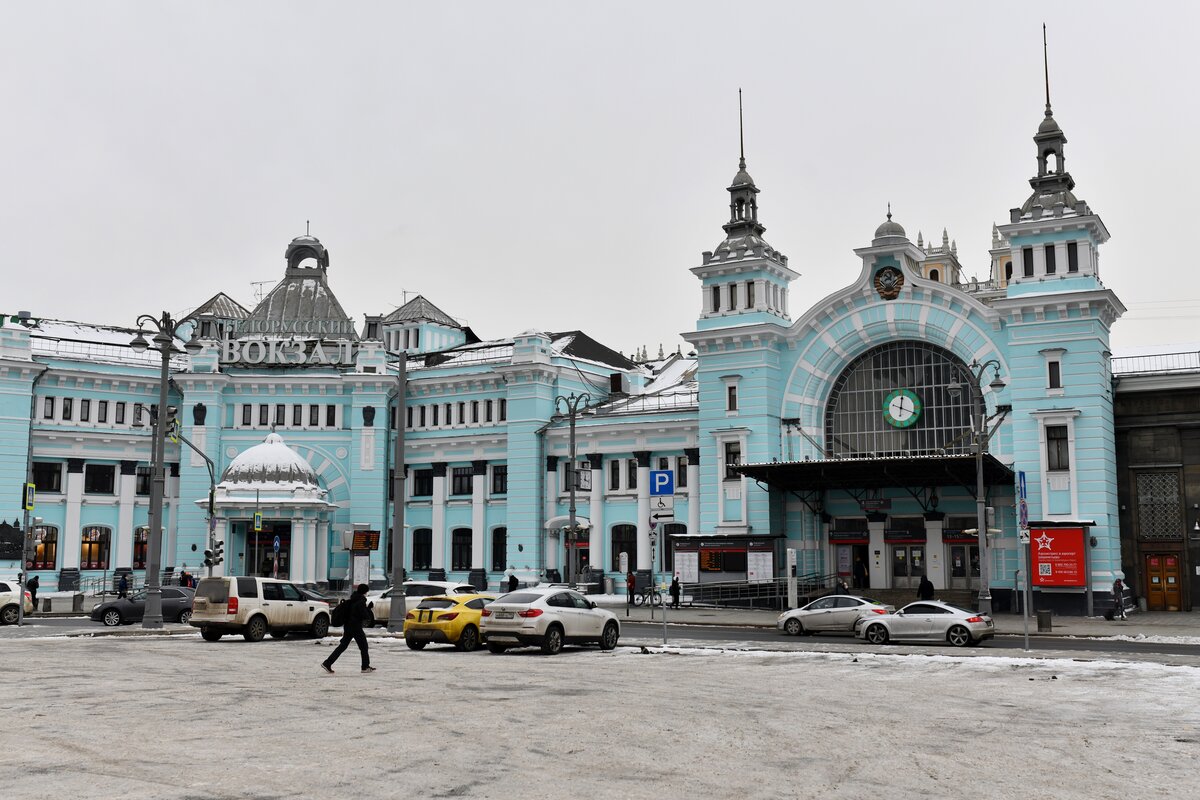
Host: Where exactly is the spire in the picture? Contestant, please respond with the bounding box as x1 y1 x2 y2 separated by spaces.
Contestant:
722 89 765 239
738 88 746 170
917 230 924 248
942 228 949 248
1043 23 1052 118
992 223 1001 247
1020 24 1075 212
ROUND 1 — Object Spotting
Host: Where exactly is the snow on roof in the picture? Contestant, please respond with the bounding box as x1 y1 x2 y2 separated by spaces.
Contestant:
12 318 189 369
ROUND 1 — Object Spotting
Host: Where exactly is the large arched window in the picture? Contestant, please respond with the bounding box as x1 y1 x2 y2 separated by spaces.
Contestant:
31 525 59 570
610 524 637 572
80 525 112 570
824 341 974 459
491 527 507 572
133 526 150 569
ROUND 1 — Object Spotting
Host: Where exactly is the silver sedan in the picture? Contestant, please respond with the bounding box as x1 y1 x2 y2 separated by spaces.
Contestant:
854 601 994 647
777 594 895 635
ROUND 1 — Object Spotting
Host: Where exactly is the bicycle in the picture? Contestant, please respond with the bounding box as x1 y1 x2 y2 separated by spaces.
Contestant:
634 587 663 607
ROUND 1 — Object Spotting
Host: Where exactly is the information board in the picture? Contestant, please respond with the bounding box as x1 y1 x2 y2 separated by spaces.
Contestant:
351 530 381 551
747 551 773 583
1031 527 1086 587
676 551 699 583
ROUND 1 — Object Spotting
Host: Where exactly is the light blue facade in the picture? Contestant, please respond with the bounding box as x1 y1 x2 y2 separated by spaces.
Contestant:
0 91 1129 613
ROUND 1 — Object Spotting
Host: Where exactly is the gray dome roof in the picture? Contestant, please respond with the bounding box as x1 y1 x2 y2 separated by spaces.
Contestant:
1038 112 1061 134
221 433 320 486
873 214 906 241
731 166 755 187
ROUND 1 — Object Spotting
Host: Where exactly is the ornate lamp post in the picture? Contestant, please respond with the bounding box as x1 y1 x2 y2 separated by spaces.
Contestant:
554 392 592 588
947 359 1006 616
130 313 202 628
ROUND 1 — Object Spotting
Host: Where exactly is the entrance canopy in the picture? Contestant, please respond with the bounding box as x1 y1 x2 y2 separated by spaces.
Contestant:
544 515 591 530
736 453 1014 492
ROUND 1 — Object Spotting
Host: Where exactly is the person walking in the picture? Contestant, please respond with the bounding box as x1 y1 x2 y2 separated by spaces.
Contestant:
117 574 129 599
1111 576 1128 620
917 574 935 601
626 571 636 606
322 584 374 674
669 575 681 609
26 574 39 611
852 557 868 590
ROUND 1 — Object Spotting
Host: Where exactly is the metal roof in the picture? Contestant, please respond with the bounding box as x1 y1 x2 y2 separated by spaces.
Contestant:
736 453 1015 492
382 295 459 327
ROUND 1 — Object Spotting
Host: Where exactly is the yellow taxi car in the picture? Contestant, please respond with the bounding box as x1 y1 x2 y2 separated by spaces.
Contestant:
404 593 495 652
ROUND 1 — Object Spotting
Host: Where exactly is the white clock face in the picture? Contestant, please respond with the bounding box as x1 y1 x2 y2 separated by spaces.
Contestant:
888 394 916 422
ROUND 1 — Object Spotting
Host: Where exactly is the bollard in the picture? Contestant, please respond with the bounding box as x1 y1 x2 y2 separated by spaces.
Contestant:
1036 609 1052 632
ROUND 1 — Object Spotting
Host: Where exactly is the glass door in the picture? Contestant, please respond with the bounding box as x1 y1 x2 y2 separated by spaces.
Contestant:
890 545 925 589
947 545 980 591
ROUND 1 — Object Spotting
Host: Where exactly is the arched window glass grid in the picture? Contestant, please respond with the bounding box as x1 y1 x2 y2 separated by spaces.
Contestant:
824 341 974 459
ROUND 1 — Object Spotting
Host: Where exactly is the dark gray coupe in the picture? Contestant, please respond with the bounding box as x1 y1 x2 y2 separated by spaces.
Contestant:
90 587 196 626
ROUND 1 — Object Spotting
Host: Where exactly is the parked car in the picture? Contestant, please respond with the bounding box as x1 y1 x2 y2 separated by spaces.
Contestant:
480 587 620 655
777 594 895 636
90 587 196 626
190 576 331 642
403 593 495 652
0 580 34 625
854 601 994 647
366 580 475 626
296 585 339 604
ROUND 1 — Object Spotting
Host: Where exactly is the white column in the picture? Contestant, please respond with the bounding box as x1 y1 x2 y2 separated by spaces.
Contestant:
1054 242 1068 276
588 457 603 572
115 463 137 568
289 517 305 583
62 463 84 570
316 521 329 583
687 457 700 536
471 462 486 568
431 465 447 570
635 453 651 570
868 520 886 589
165 467 180 568
545 457 559 572
1032 245 1046 276
925 518 946 590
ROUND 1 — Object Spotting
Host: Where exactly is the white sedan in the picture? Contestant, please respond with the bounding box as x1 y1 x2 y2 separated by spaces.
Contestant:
480 587 620 655
777 594 894 636
855 601 995 647
366 580 475 626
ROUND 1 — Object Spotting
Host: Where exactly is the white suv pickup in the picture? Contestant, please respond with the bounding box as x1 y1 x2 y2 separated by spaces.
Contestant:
191 576 331 642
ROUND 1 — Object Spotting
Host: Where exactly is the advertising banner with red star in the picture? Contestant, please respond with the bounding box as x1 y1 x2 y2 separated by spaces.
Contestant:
1030 527 1086 587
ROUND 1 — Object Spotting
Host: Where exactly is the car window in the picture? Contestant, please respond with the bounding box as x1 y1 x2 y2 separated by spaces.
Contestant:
570 593 592 610
196 579 229 602
131 590 148 601
406 584 434 596
495 592 541 604
417 598 456 609
452 586 474 594
465 598 489 610
548 593 574 608
279 584 303 601
904 604 944 615
161 589 183 599
0 582 10 592
236 577 259 598
835 597 862 608
261 583 283 600
808 598 834 610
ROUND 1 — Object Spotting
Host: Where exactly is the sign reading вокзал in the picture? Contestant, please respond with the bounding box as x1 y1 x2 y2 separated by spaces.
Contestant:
220 337 356 366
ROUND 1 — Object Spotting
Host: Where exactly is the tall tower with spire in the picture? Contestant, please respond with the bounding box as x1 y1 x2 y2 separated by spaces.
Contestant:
995 27 1126 604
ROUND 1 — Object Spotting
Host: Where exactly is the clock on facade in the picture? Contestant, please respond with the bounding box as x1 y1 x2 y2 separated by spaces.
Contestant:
882 388 922 428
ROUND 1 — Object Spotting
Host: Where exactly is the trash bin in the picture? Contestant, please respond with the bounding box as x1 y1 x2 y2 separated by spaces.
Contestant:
1036 610 1052 632
72 593 84 612
603 576 615 595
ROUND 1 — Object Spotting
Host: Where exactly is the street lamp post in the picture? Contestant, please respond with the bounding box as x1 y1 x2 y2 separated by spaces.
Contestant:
130 313 202 628
554 392 592 588
948 359 1006 616
387 350 408 632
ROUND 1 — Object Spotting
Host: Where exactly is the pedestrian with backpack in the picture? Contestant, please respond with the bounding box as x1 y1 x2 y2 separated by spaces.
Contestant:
322 584 374 674
1111 575 1128 621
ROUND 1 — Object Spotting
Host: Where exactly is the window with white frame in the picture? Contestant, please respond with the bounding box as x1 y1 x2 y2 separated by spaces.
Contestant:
724 441 742 480
723 375 741 414
1046 425 1069 471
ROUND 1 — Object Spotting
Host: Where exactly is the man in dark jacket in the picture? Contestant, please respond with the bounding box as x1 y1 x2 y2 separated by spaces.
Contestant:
917 574 935 601
507 572 519 593
322 584 374 674
26 575 39 610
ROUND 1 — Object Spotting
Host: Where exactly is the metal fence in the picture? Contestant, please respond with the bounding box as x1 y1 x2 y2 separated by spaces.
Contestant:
1111 351 1200 376
682 572 840 611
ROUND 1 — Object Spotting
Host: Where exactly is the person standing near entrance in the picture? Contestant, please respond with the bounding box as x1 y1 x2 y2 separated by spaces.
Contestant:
117 574 129 599
626 571 636 606
852 558 868 590
917 574 935 601
669 575 681 609
507 571 519 593
322 584 374 674
1111 575 1128 620
26 575 39 611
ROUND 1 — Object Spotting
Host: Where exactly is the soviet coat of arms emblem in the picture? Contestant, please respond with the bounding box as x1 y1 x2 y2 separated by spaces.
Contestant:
874 266 904 300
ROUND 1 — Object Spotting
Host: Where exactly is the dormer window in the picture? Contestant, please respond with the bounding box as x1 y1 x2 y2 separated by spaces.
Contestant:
711 286 721 313
727 283 738 311
1045 245 1057 275
1067 242 1079 273
928 268 940 283
1022 247 1034 278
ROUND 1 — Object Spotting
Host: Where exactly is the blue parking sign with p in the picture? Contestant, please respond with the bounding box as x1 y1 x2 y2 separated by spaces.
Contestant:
649 470 674 496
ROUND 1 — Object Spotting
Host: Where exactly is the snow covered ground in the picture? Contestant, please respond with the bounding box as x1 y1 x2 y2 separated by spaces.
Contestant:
2 634 1195 799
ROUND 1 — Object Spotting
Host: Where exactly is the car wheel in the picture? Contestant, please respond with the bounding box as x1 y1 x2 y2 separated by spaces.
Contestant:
1 604 20 625
200 628 223 642
405 636 427 650
102 609 123 627
243 615 268 642
541 625 564 655
310 614 330 639
177 609 193 626
457 625 480 652
599 621 619 651
947 625 971 648
486 642 508 654
783 617 803 636
864 623 889 645
269 630 288 639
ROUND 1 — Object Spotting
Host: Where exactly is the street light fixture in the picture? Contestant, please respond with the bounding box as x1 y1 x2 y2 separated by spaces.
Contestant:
554 392 592 588
387 350 408 632
129 312 202 628
947 358 1006 616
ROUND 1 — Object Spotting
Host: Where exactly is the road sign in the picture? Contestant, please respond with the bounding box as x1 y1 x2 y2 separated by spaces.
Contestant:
649 470 674 496
651 509 675 522
653 496 674 511
253 512 263 532
1018 529 1030 543
1018 470 1027 501
24 483 35 511
273 535 281 553
1019 498 1029 529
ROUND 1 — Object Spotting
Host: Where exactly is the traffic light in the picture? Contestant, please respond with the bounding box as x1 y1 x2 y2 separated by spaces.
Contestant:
204 539 225 567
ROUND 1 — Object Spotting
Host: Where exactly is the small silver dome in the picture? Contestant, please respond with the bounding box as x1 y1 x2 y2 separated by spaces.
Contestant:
1038 112 1061 134
873 211 906 241
221 433 320 486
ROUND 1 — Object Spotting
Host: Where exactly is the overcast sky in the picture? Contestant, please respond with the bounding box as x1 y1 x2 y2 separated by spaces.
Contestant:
4 2 1197 357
